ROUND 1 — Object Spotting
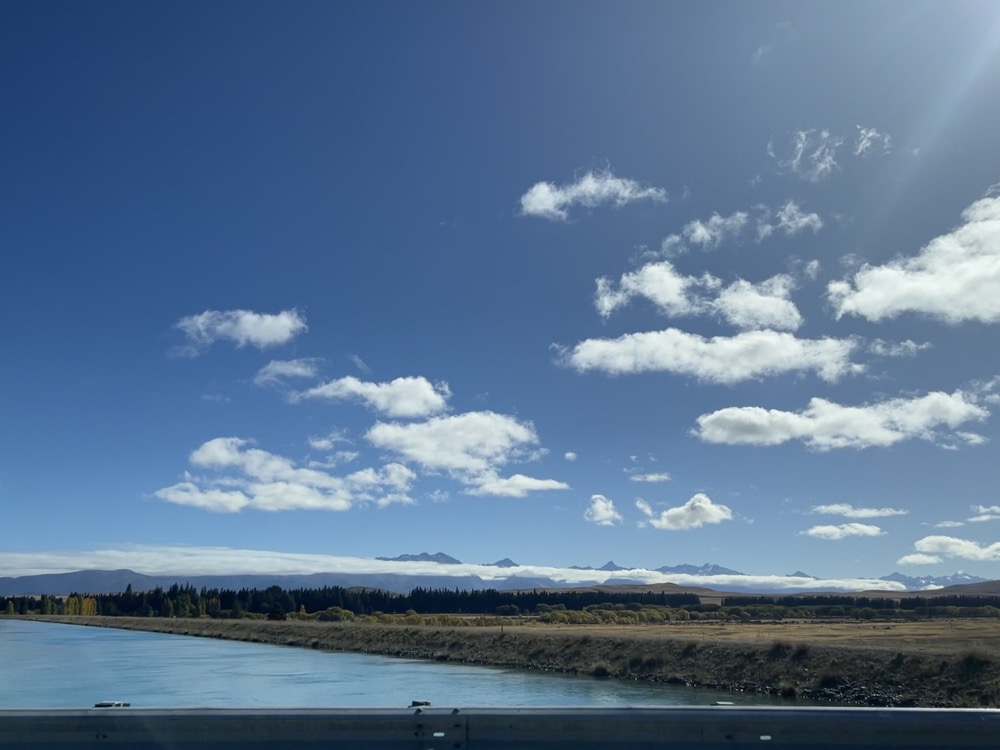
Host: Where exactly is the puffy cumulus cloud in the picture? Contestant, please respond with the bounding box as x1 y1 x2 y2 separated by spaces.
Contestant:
711 275 803 331
660 210 749 256
295 376 450 418
153 437 415 513
829 196 1000 323
629 472 671 483
810 503 908 519
465 472 570 498
774 129 843 182
906 535 1000 562
594 261 710 319
366 411 564 496
597 262 803 330
173 309 307 355
560 328 860 384
254 358 322 387
519 170 667 221
584 494 624 526
854 126 892 157
694 388 990 450
801 523 884 540
564 452 578 461
635 493 733 530
757 200 823 241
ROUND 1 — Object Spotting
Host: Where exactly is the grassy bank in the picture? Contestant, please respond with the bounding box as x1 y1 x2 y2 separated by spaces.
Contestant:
25 616 1000 707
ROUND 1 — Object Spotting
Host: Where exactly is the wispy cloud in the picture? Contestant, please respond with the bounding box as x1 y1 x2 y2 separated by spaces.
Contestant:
519 169 667 221
829 196 1000 323
294 376 451 418
801 523 884 540
635 493 733 530
757 200 823 240
629 472 671 483
584 494 623 525
173 309 307 356
254 358 323 387
968 504 1000 523
810 503 908 519
560 328 860 384
773 129 843 182
465 471 570 498
868 339 932 358
854 126 892 157
694 388 990 450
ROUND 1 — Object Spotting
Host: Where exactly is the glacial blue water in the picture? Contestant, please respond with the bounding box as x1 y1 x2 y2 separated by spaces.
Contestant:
0 619 783 708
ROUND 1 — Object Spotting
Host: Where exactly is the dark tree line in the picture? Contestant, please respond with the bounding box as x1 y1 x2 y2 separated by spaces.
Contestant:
1 584 699 619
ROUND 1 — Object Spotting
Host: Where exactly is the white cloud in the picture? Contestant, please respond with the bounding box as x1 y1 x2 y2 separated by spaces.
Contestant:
295 376 451 418
153 437 415 513
829 196 1000 323
519 169 667 221
810 503 908 519
711 275 803 331
635 493 733 530
307 430 352 452
854 126 892 157
629 472 672 483
0 545 904 592
561 328 860 384
758 201 823 240
909 535 1000 562
897 553 943 565
801 523 884 540
804 260 821 280
659 211 749 257
594 261 709 319
348 354 371 373
584 494 624 525
933 520 965 529
173 309 307 355
564 452 578 462
366 411 562 496
774 129 843 182
694 388 990 450
254 358 322 387
968 505 1000 523
684 211 749 248
465 472 570 498
868 339 931 358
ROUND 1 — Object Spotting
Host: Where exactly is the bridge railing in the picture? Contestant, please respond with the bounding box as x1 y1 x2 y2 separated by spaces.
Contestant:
1 706 998 749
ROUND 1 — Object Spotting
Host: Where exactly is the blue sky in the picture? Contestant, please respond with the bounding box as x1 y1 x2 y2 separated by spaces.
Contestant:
3 1 1000 589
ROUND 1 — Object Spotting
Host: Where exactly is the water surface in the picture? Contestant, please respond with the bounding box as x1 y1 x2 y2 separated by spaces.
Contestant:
0 619 783 708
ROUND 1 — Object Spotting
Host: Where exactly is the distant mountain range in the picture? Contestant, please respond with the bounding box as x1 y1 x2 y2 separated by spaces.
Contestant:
0 554 989 597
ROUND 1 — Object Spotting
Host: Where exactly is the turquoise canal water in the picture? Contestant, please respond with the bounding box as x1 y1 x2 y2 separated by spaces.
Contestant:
0 619 785 708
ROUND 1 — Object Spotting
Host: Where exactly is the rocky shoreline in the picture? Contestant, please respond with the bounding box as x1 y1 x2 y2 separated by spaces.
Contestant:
26 616 1000 707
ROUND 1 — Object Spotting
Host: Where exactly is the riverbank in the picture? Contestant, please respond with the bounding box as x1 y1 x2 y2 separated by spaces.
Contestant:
25 616 1000 707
